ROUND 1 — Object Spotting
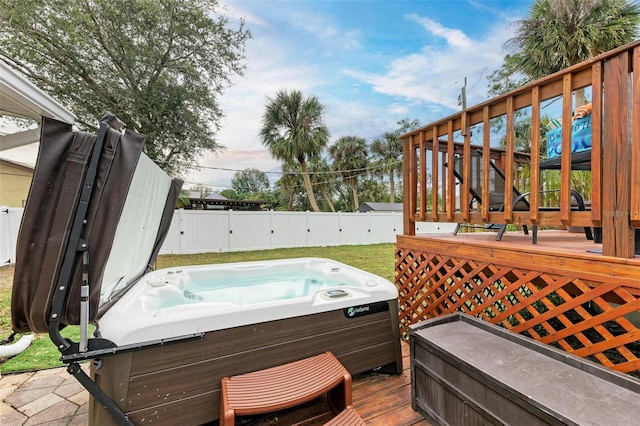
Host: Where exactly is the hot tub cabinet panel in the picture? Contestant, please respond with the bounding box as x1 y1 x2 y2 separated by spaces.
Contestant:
409 313 640 426
90 302 402 425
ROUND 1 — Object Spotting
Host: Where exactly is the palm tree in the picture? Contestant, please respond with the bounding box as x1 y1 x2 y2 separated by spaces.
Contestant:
309 157 338 212
370 131 402 203
260 89 329 212
507 0 640 104
276 163 303 211
329 136 368 211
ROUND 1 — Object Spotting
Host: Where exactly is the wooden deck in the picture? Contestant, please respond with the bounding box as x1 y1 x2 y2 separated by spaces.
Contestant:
396 229 640 376
236 342 429 426
419 228 606 258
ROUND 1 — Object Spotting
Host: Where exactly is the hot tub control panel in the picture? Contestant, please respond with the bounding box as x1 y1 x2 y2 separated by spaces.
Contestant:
324 289 349 298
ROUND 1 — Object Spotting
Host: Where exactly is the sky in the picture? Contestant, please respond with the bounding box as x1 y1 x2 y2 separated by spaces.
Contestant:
2 0 535 191
185 0 534 191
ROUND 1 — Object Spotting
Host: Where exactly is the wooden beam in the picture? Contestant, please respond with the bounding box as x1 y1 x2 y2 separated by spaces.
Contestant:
560 74 572 224
630 46 640 228
403 136 415 236
591 61 603 227
419 131 426 221
446 121 455 222
462 112 471 222
503 96 514 223
431 127 439 221
481 106 491 222
603 52 633 257
529 86 541 225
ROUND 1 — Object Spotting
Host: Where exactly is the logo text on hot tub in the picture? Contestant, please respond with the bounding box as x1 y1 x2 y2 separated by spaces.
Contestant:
347 306 370 317
343 301 389 319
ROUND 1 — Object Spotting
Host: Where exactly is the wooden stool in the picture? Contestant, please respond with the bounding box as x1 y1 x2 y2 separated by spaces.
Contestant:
220 351 354 425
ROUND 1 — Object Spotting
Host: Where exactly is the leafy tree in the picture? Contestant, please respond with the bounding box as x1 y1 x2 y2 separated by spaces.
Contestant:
329 136 368 211
275 164 304 211
370 131 401 204
231 168 270 195
487 54 531 98
508 0 640 78
308 158 338 212
176 189 192 208
0 0 250 175
220 189 241 200
370 118 420 204
191 183 212 199
491 0 640 103
397 118 422 134
260 89 329 212
357 178 388 204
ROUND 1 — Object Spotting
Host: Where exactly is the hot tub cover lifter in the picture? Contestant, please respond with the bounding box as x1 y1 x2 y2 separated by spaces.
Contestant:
10 115 182 424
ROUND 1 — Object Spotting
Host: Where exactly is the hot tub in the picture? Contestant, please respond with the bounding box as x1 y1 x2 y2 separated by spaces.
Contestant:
98 257 399 346
11 119 402 426
91 258 403 425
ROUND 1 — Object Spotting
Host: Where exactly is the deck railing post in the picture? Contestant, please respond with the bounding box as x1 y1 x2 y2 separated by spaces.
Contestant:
603 52 634 257
403 136 415 236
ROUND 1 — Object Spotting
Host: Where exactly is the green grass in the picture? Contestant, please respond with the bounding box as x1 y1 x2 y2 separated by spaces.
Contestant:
0 244 395 373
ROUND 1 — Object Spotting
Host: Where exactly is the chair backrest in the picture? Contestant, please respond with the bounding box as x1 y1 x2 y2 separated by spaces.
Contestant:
450 151 529 212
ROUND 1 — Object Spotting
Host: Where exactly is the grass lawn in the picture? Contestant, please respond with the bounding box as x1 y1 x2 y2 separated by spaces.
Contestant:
0 243 396 373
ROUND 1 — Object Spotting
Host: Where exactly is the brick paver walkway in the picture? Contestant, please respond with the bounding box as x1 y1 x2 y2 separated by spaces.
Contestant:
0 364 89 425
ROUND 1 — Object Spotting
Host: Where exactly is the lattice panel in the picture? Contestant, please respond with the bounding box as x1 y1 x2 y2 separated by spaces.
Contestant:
396 247 640 376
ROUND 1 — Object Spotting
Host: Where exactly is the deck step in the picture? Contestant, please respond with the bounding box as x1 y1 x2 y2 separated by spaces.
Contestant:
323 407 365 425
220 351 356 426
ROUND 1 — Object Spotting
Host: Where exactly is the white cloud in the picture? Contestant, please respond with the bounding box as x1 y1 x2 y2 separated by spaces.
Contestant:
216 2 268 27
183 30 326 187
343 13 514 111
405 13 472 49
288 10 363 51
186 1 523 190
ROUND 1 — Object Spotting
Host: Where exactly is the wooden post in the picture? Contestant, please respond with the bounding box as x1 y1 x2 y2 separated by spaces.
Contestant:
591 62 603 228
419 131 426 221
560 74 573 225
446 121 455 222
503 96 515 224
603 52 634 257
529 86 541 225
403 136 416 236
462 112 471 223
431 127 439 221
630 47 640 229
481 106 491 222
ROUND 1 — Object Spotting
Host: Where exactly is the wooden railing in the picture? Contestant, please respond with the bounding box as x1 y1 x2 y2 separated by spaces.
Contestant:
401 39 640 258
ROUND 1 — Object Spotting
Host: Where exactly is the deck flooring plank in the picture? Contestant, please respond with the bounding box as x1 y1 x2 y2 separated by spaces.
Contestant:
354 383 413 420
364 409 431 426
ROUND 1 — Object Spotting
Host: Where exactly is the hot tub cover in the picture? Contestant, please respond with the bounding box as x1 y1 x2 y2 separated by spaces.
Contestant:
11 117 181 333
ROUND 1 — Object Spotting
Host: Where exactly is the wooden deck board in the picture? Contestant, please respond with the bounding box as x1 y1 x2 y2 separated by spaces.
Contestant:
235 342 426 426
424 229 605 258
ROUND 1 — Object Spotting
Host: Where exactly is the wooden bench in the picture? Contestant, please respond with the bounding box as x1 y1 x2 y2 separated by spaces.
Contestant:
220 351 362 425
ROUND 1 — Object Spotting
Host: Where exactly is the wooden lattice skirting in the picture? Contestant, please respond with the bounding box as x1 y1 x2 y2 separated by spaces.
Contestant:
396 236 640 376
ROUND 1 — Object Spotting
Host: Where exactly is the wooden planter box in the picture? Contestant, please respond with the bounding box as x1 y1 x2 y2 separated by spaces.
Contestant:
409 313 640 426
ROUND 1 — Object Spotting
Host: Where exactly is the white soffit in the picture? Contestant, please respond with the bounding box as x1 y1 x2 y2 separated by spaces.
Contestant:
0 59 76 151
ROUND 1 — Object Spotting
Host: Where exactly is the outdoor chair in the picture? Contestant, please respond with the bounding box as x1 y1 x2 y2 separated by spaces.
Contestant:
449 151 593 244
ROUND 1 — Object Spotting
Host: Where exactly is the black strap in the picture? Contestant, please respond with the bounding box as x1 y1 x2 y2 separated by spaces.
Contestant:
0 331 17 345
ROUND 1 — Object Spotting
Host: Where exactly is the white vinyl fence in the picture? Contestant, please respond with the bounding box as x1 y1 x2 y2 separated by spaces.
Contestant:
0 207 23 266
0 207 457 264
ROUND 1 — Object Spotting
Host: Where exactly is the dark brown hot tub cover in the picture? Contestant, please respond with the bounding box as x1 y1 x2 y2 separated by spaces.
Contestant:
11 117 181 333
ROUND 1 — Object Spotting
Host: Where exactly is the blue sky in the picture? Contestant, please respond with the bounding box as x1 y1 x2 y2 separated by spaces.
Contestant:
187 0 535 191
0 0 534 190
